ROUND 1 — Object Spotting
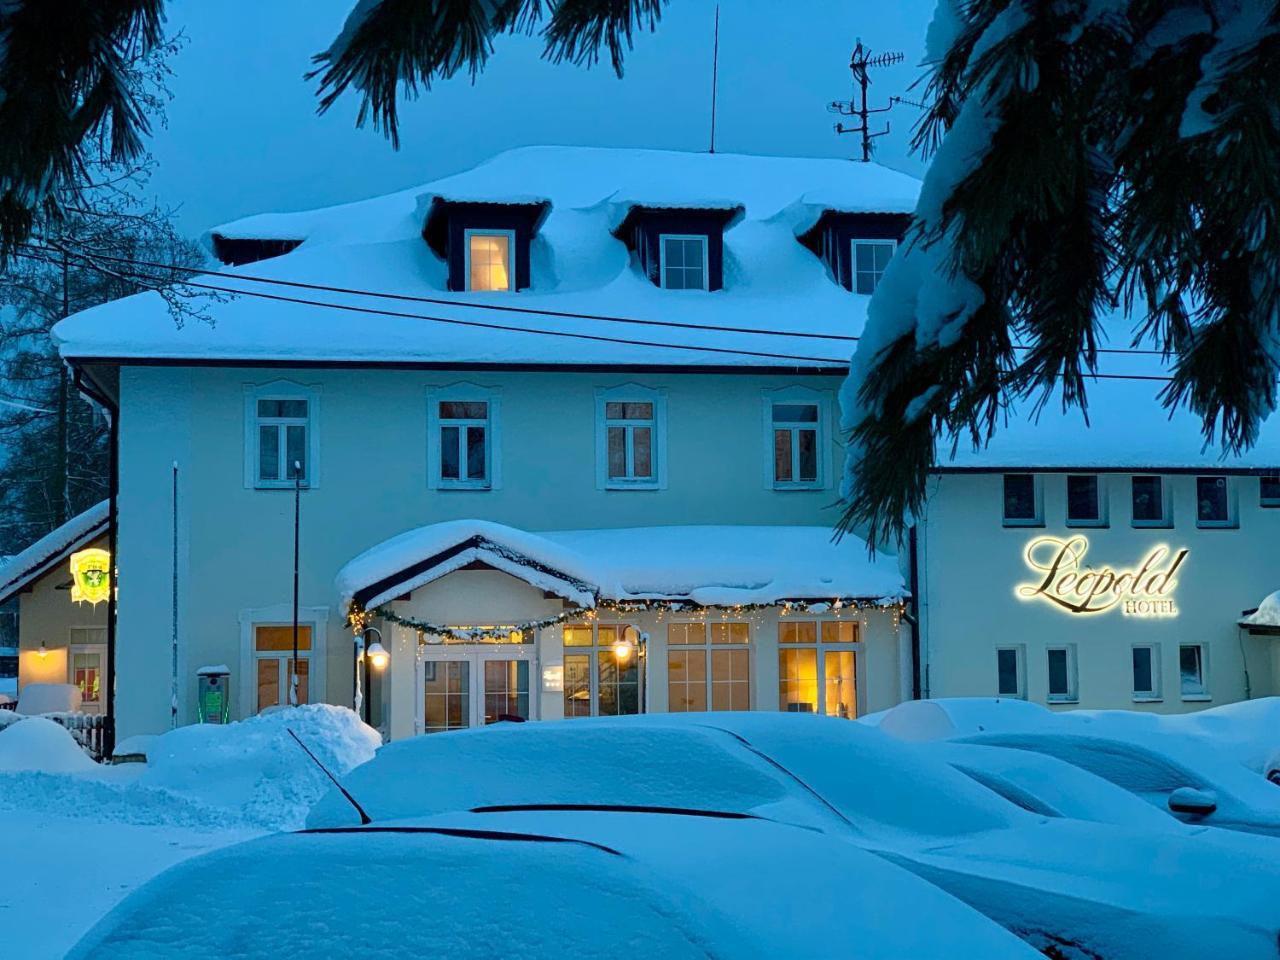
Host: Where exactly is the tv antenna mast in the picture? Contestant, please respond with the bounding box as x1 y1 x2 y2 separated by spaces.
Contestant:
828 39 905 162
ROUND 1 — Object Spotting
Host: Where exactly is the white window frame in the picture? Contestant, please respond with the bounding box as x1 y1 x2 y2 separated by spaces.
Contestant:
1046 644 1078 703
67 626 107 715
776 620 863 718
595 384 667 490
762 386 833 491
1131 643 1162 702
463 228 516 293
1195 475 1236 528
244 381 321 490
666 620 753 713
657 233 710 291
1001 473 1042 527
1130 474 1171 528
1065 474 1108 528
237 604 329 720
426 383 501 491
560 622 643 718
996 645 1026 699
1260 473 1280 508
850 238 897 294
1178 643 1210 701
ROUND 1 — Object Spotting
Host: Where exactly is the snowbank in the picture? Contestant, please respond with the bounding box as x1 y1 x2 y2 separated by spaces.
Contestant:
0 716 97 773
16 682 82 716
867 697 1058 741
1241 590 1280 627
140 705 381 829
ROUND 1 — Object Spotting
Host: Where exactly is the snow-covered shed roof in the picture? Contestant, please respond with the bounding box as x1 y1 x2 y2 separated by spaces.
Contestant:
336 521 905 612
52 146 921 369
1240 590 1280 630
0 501 110 604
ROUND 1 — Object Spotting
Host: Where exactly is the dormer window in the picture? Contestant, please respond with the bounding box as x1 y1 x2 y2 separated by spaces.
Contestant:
465 229 515 292
659 234 709 290
852 239 896 294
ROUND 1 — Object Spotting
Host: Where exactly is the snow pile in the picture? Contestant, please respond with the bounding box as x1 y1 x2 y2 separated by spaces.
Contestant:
1240 590 1280 627
16 682 82 716
140 705 381 830
0 716 97 773
867 697 1059 741
337 520 905 610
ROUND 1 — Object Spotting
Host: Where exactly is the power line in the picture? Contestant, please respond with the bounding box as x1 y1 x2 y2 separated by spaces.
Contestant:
17 247 1184 382
20 241 1170 357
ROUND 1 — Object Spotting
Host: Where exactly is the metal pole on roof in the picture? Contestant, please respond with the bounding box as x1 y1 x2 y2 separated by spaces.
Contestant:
709 5 720 154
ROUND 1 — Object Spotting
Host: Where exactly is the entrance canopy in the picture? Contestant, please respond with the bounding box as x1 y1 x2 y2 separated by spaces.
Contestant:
337 520 905 613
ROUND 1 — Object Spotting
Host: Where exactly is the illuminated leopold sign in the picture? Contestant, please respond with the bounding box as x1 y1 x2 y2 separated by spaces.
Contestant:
1016 536 1188 617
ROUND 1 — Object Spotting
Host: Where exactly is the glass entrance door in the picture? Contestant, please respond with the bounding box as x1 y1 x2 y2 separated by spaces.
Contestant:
421 650 532 734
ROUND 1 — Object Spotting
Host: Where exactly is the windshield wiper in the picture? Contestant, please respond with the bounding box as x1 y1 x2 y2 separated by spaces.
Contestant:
297 824 623 856
470 803 759 820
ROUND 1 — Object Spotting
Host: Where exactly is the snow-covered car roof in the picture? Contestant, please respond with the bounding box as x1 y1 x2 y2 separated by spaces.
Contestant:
53 146 921 370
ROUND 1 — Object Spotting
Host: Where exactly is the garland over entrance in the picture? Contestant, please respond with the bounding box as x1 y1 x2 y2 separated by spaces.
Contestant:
347 596 903 644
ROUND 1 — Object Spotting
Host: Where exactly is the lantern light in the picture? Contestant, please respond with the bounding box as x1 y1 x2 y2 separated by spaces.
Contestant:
37 641 47 659
366 641 390 670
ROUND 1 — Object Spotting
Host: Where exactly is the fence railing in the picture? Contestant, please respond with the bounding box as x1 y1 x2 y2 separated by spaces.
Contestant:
37 711 108 761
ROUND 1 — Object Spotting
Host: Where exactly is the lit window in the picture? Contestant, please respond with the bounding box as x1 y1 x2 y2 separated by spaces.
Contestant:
1132 644 1161 700
1066 475 1104 526
667 622 751 712
1131 475 1167 526
1179 644 1207 699
1196 475 1232 527
1002 474 1040 525
1262 474 1280 507
851 239 895 294
561 624 641 718
466 230 514 292
777 621 859 719
1046 646 1078 703
605 402 655 482
772 403 820 487
659 234 708 290
255 397 309 486
438 400 489 487
996 646 1025 698
254 625 311 713
68 626 106 715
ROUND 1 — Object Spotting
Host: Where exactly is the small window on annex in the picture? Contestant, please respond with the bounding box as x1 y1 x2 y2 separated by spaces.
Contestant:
1132 644 1161 700
254 625 311 713
438 400 490 487
668 622 751 712
996 646 1024 698
605 401 656 484
659 234 708 290
466 230 514 292
1002 474 1039 525
851 239 895 294
777 621 859 719
1131 475 1167 526
1179 644 1207 699
562 624 641 718
1046 646 1078 703
255 397 309 486
1262 474 1280 508
1196 476 1232 527
772 402 821 487
1066 475 1104 526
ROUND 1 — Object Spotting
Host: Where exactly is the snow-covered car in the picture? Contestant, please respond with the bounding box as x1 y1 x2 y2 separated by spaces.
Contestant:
957 730 1280 836
69 805 1040 959
303 714 1280 960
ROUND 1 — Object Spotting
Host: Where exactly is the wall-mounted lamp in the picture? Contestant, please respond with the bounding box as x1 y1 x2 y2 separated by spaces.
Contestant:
37 641 47 659
366 641 390 670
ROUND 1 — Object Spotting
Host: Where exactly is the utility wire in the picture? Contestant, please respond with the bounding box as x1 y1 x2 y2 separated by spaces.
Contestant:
17 247 1182 381
20 241 1171 357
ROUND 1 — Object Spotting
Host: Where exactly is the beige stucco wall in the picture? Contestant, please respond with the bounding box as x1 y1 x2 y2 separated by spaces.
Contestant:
16 533 110 693
918 472 1280 711
378 567 903 739
114 364 890 739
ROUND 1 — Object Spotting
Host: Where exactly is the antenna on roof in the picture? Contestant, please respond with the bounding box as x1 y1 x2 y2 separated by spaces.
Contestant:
827 39 907 162
709 4 721 154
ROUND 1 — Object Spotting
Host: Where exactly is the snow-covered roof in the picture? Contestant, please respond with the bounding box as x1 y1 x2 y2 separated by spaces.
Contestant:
932 374 1280 471
52 146 921 369
1240 590 1280 628
0 501 109 605
336 520 905 611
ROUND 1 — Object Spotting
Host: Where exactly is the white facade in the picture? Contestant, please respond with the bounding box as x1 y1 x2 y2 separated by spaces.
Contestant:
916 471 1280 711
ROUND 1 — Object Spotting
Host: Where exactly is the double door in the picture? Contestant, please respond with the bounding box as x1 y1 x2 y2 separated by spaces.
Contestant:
420 647 533 734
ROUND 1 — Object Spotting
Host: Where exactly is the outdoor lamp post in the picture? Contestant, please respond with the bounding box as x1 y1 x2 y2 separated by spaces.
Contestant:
357 627 388 725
